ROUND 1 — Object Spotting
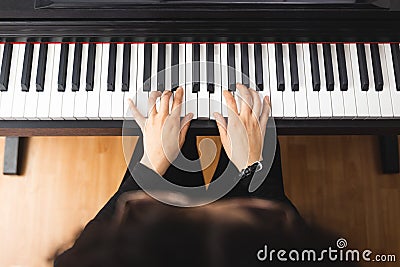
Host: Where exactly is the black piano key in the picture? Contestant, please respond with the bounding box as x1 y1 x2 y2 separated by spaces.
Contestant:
171 43 179 90
192 43 200 93
122 43 131 92
71 43 82 91
0 43 13 91
310 44 320 91
356 43 369 91
336 44 348 91
275 43 285 91
36 43 48 92
86 43 96 91
207 44 214 93
21 43 34 92
58 43 69 92
370 44 384 91
323 43 334 91
107 43 117 92
289 44 299 91
391 43 400 91
227 43 236 91
241 44 249 87
143 43 152 92
157 43 165 91
254 44 263 91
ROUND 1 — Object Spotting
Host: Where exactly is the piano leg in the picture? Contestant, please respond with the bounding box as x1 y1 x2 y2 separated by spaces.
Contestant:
379 135 399 174
3 137 25 175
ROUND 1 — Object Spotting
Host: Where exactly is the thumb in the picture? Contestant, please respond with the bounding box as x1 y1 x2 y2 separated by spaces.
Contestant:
179 113 194 146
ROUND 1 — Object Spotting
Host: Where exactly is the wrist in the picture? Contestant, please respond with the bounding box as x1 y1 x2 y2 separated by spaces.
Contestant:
140 155 169 176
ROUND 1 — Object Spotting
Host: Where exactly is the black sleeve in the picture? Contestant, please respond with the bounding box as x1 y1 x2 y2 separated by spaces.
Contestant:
93 163 160 222
54 163 160 266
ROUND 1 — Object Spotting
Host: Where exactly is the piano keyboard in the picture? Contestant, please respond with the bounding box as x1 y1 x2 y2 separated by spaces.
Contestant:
1 42 400 121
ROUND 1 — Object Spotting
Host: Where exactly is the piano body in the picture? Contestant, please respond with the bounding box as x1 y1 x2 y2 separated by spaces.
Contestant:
0 0 399 174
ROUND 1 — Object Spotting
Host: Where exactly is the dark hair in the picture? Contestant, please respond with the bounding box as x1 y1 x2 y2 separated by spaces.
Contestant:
53 192 358 267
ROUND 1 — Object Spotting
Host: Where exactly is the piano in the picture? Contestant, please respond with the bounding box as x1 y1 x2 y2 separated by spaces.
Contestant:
0 0 399 174
0 0 400 135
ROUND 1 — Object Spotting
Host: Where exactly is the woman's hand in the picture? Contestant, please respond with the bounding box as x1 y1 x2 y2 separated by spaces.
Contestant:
129 88 193 176
213 83 271 171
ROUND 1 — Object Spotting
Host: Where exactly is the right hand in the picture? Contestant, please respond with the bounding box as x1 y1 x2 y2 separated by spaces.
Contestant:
213 83 271 171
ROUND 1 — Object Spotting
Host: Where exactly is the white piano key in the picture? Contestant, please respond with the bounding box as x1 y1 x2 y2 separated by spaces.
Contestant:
179 43 186 117
329 44 345 118
0 44 19 119
185 43 197 119
49 44 63 120
260 44 271 102
364 44 382 118
152 44 161 111
24 44 40 120
111 43 125 119
378 44 394 118
210 44 222 120
383 44 400 117
151 43 158 92
295 43 308 118
342 44 357 118
220 43 229 117
248 43 257 90
317 44 333 118
268 43 283 118
303 43 320 118
282 44 296 118
74 43 89 119
87 44 103 119
11 44 27 119
234 43 242 112
37 44 55 119
350 43 369 118
165 43 172 91
198 43 209 118
165 44 173 115
99 43 112 119
124 43 137 118
61 44 76 120
136 43 148 117
234 43 242 84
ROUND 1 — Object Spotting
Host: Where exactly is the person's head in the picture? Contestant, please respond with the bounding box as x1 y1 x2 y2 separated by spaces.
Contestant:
54 192 357 267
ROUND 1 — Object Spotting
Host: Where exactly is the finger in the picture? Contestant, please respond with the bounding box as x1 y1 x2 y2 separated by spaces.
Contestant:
128 98 146 129
259 96 271 136
223 90 238 116
160 90 172 115
171 87 184 115
213 112 228 140
236 83 253 115
250 89 262 117
179 113 194 146
148 91 162 117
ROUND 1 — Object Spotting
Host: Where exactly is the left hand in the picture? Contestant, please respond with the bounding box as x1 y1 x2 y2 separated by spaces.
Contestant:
129 87 193 176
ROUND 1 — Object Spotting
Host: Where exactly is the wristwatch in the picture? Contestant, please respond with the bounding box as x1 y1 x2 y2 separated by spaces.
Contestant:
238 161 263 180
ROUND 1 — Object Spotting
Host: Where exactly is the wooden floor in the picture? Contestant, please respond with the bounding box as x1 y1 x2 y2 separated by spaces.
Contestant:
0 136 399 267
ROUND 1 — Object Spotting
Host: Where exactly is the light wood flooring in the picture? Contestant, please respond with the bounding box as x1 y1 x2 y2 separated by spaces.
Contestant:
0 136 399 267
